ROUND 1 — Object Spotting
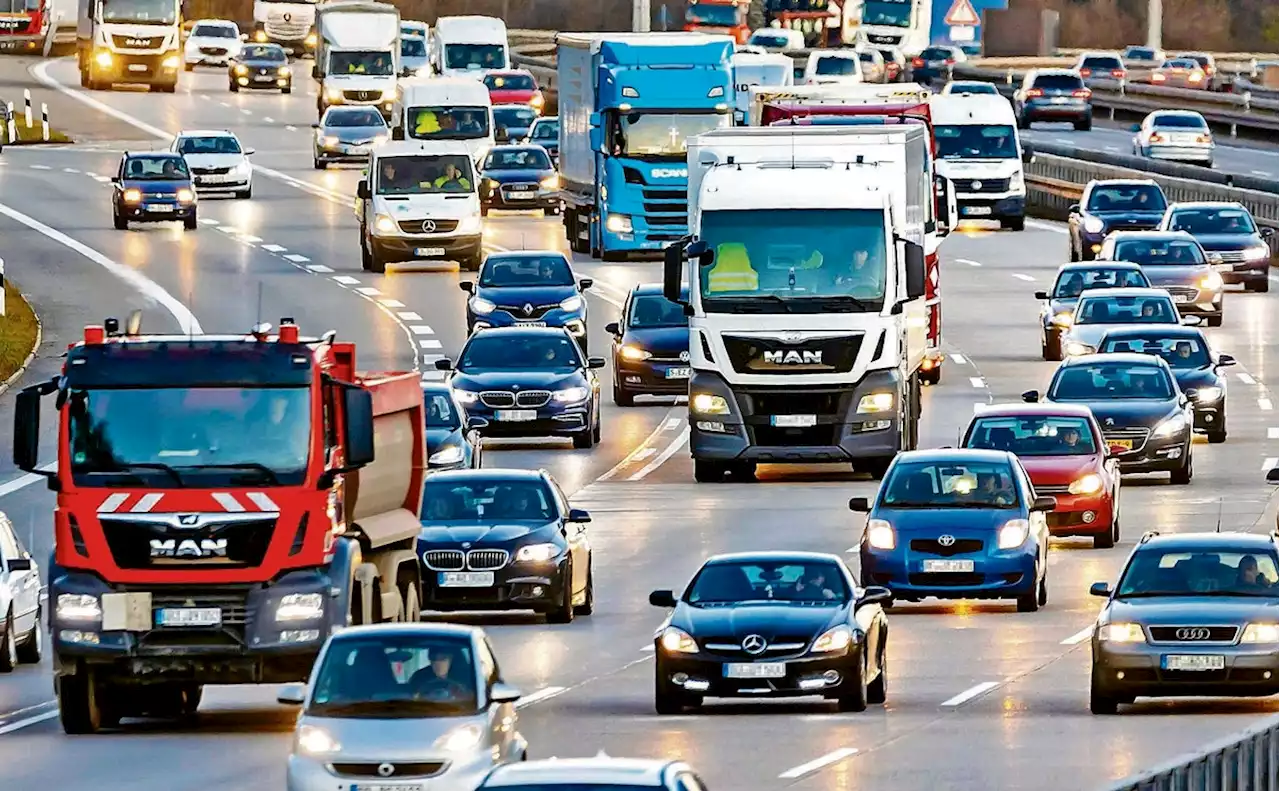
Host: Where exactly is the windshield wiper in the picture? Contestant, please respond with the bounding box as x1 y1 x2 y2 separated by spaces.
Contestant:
180 463 281 485
88 462 184 485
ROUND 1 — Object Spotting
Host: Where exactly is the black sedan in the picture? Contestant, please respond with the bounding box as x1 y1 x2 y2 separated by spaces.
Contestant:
1097 326 1234 444
435 326 604 449
311 106 388 169
1025 353 1194 483
111 152 198 230
492 104 537 145
418 468 594 623
1161 201 1274 293
606 282 690 406
479 145 560 215
1068 179 1168 262
424 382 486 471
460 251 590 349
228 43 291 93
1036 262 1151 360
649 551 891 714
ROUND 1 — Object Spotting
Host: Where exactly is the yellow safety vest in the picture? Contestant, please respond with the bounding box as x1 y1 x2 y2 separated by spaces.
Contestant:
434 176 471 190
707 243 758 292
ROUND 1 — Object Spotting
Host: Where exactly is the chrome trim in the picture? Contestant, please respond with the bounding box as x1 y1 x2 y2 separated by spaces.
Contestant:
466 549 509 570
422 549 465 571
1145 624 1242 645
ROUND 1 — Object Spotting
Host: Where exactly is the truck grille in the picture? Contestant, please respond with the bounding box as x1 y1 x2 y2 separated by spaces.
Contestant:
735 385 848 448
112 34 163 49
495 302 557 320
343 90 382 102
910 538 984 556
962 178 1010 193
1148 626 1239 643
330 763 448 779
265 21 310 38
422 550 465 570
99 516 275 570
397 218 458 234
467 549 509 570
722 334 862 375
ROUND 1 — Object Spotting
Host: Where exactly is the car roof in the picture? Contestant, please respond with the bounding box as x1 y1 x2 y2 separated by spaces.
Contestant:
468 325 571 338
1098 324 1203 340
1168 201 1245 211
893 448 1013 464
973 402 1096 419
1140 531 1277 550
633 281 689 296
486 69 534 77
705 550 845 564
1088 178 1160 188
1076 286 1172 299
176 129 237 138
488 144 549 154
1057 260 1145 272
483 249 566 260
124 151 184 159
1106 230 1197 241
1031 68 1080 76
493 103 536 110
1060 351 1171 367
328 622 481 641
193 19 236 26
423 467 545 483
483 758 680 787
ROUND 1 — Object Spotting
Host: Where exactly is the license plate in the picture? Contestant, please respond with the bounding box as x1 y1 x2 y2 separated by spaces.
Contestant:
437 571 494 588
772 414 816 428
666 367 692 379
922 559 975 573
1163 654 1225 671
1172 294 1190 303
128 63 147 72
506 191 533 199
1213 263 1233 272
495 410 537 422
514 321 546 327
414 247 446 257
156 607 221 627
962 206 992 216
347 146 369 154
1108 439 1133 451
146 203 174 212
352 785 425 791
1051 96 1068 103
724 662 786 679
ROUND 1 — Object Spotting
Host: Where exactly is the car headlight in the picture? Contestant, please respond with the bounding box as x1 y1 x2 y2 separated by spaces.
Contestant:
277 66 290 76
559 294 583 312
1194 386 1223 402
1067 473 1102 495
1240 623 1280 644
553 386 589 403
1200 271 1223 290
811 625 854 653
691 393 730 415
304 32 316 46
1052 311 1073 326
452 389 479 404
276 593 323 621
372 134 388 146
1100 622 1145 642
176 188 194 203
123 188 142 203
865 518 895 549
1152 414 1188 437
428 444 464 465
1008 171 1024 190
470 296 496 315
996 519 1030 550
456 215 482 234
373 214 397 234
530 91 545 109
1243 246 1270 261
56 593 101 621
435 724 483 752
620 345 651 361
325 85 343 100
515 542 560 562
1065 341 1095 356
295 724 341 754
1083 217 1105 234
660 626 697 653
856 392 894 413
322 135 340 148
539 174 559 190
94 50 112 67
254 30 268 42
234 64 248 75
605 213 632 234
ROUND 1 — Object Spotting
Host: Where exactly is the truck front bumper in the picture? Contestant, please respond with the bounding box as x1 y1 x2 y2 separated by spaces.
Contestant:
90 50 181 85
956 193 1025 221
687 369 903 463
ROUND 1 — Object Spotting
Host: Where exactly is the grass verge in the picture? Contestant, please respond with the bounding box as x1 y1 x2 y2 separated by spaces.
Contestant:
3 120 73 144
0 281 39 383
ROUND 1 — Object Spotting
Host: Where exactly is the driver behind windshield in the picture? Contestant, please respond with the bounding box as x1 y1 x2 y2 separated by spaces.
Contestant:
409 647 475 702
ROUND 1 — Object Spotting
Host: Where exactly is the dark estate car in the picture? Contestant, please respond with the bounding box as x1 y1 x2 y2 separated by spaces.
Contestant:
460 252 590 348
911 45 965 85
424 382 485 471
1014 68 1092 130
479 145 560 215
648 551 891 714
1036 261 1152 360
606 283 691 406
1068 179 1168 262
418 468 594 623
229 43 291 93
1160 202 1274 293
524 116 559 165
111 152 198 230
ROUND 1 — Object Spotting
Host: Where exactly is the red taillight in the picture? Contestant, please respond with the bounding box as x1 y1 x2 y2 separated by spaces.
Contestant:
1149 133 1163 143
1196 134 1212 143
1079 67 1091 77
911 57 924 67
1026 88 1044 97
1072 88 1092 98
1111 68 1124 78
1152 72 1166 81
944 58 955 65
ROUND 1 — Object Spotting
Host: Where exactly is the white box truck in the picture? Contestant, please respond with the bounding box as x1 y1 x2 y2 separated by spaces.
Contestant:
389 77 494 165
76 0 182 91
313 0 399 119
430 15 508 78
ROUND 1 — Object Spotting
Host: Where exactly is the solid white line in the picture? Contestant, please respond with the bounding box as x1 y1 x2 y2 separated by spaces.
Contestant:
1012 273 1035 282
410 325 434 335
1263 458 1278 471
941 681 999 707
1260 398 1273 412
332 275 360 285
0 709 58 735
640 644 655 652
778 748 859 780
1025 219 1068 234
283 254 309 263
380 298 405 308
398 311 422 321
628 427 690 481
513 686 566 709
0 462 57 498
355 287 381 296
29 164 50 170
1061 626 1093 645
1237 372 1257 385
957 258 982 266
198 217 219 225
1269 428 1280 440
969 377 985 388
419 339 442 349
633 447 658 461
949 353 966 364
259 243 286 253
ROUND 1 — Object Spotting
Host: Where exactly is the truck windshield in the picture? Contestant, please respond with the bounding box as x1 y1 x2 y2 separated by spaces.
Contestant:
407 106 490 140
100 0 176 24
814 56 858 76
67 387 311 487
698 208 888 313
376 154 475 195
445 43 506 71
861 0 912 27
330 50 394 76
401 37 426 57
686 3 741 26
616 112 730 159
935 124 1018 159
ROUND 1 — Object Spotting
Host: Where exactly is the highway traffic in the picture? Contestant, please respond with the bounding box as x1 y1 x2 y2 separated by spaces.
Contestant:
1020 123 1280 181
0 49 1275 791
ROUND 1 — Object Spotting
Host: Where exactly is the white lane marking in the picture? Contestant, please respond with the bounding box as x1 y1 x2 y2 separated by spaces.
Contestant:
217 226 239 235
198 217 219 225
640 644 655 652
91 175 110 182
419 339 442 349
1263 458 1278 471
356 286 381 296
29 164 50 170
969 377 985 388
212 492 247 512
283 254 309 263
596 407 685 482
240 108 251 116
218 100 229 107
1026 219 1068 234
1237 372 1257 385
1012 273 1035 282
238 234 263 243
410 325 434 335
778 748 859 780
0 709 58 736
380 298 405 308
305 264 333 273
1269 428 1280 440
662 418 681 431
1252 170 1269 176
332 275 360 285
633 447 658 461
941 681 1000 707
1260 398 1273 412
262 117 274 124
0 463 56 498
260 244 286 253
129 493 163 513
513 686 566 709
61 167 79 173
949 353 967 364
628 427 690 481
957 258 982 266
97 492 130 513
1061 626 1093 645
398 311 422 321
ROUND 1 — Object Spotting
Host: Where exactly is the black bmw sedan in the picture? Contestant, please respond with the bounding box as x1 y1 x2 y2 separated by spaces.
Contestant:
479 145 560 216
424 382 486 471
419 468 594 623
606 282 690 406
648 551 891 714
435 326 605 449
461 251 590 349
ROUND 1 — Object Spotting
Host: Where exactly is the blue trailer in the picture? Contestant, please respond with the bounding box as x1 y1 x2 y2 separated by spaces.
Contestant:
556 32 735 261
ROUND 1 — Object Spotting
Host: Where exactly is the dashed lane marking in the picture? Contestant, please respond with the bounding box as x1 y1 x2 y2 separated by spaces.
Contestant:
332 275 360 285
198 217 219 225
1238 372 1257 385
419 339 442 349
1012 273 1035 282
779 748 859 780
355 286 381 296
950 353 966 364
398 311 423 321
61 167 78 173
1061 626 1093 645
1269 428 1279 440
411 325 434 335
285 124 297 131
941 681 1000 707
380 298 405 308
969 377 985 388
1260 398 1273 412
239 234 263 243
628 427 690 481
1263 458 1278 471
283 253 309 263
29 164 50 170
260 244 286 252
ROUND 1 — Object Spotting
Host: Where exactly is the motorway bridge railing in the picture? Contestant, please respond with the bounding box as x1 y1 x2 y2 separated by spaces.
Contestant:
1105 719 1278 791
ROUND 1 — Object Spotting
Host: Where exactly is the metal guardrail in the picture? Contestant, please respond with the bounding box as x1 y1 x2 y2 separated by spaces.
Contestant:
1105 719 1278 791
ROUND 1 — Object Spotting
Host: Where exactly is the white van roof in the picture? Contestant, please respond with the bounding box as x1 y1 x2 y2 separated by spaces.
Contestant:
373 140 475 158
398 77 492 105
929 93 1017 125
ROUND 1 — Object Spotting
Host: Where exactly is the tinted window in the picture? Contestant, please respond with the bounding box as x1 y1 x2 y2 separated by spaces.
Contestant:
330 50 394 76
483 147 551 171
686 561 850 603
881 459 1020 509
407 106 490 140
1166 207 1256 235
935 124 1017 159
1049 362 1174 400
1117 549 1278 598
1124 47 1157 59
178 136 241 155
483 73 535 91
629 294 689 328
193 23 236 37
920 47 953 60
422 478 555 522
123 156 189 180
424 393 459 429
401 37 426 57
1085 185 1167 212
750 32 790 48
376 155 474 195
1151 113 1208 129
1162 59 1198 69
241 45 285 61
945 81 997 94
458 334 581 372
1053 267 1149 298
493 106 536 130
530 119 558 140
1076 294 1177 324
308 635 477 717
444 43 506 71
479 255 572 287
967 416 1097 456
1082 56 1122 69
324 108 386 128
1098 335 1210 369
1178 54 1211 68
1111 238 1206 265
1032 73 1084 90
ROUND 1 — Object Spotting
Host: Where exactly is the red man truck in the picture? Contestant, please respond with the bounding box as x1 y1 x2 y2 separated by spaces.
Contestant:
14 315 426 733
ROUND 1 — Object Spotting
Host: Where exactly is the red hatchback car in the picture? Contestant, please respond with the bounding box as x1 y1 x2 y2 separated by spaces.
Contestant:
961 403 1121 549
482 70 544 114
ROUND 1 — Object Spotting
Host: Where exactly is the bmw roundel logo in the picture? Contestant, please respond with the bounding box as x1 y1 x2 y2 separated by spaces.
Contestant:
937 534 956 547
421 219 436 233
679 351 690 362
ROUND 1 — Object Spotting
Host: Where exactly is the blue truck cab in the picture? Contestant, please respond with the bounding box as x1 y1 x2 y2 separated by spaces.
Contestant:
556 33 735 261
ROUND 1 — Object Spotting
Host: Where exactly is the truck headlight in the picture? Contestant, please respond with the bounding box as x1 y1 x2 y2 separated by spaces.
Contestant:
559 294 582 312
296 724 341 754
811 625 853 653
1243 246 1270 261
865 518 895 549
1240 623 1280 643
1083 217 1105 234
1195 386 1223 402
57 593 101 621
470 296 495 315
456 215 482 234
428 444 464 465
1152 414 1187 438
996 519 1030 549
620 345 651 361
176 188 194 203
1067 473 1102 495
325 85 343 100
1009 171 1024 191
94 50 112 67
276 593 324 621
515 542 560 562
162 55 180 70
1200 271 1223 290
605 213 632 233
254 30 268 43
553 386 589 403
856 392 894 413
1100 622 1145 642
660 626 697 653
305 32 316 47
691 393 730 415
373 214 396 234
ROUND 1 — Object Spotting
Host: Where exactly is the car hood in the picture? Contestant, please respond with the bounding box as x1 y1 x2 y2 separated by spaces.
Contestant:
1019 455 1102 486
379 194 479 221
622 325 690 357
425 427 461 453
189 37 240 51
241 58 286 70
489 89 536 103
181 152 246 169
1047 297 1078 316
676 602 844 639
531 140 559 151
1169 366 1217 392
476 284 577 307
1140 265 1209 286
452 370 584 391
936 159 1022 179
419 520 552 544
482 168 552 184
298 712 486 761
1052 398 1179 429
1108 596 1277 626
1094 211 1164 231
1187 233 1264 252
875 507 1017 536
323 125 387 143
122 178 190 193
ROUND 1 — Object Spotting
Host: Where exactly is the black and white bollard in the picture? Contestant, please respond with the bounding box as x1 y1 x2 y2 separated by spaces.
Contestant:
4 102 14 145
23 88 31 128
41 103 48 142
0 258 7 317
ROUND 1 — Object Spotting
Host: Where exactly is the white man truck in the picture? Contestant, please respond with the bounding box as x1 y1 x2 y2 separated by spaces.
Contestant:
77 0 182 91
663 125 936 482
251 0 316 56
313 0 399 119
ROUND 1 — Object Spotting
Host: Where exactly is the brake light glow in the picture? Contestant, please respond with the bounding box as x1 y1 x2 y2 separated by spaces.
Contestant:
1152 72 1166 81
1026 88 1044 97
911 57 923 67
1079 67 1092 77
944 58 955 65
1148 133 1163 143
1189 72 1202 82
1072 88 1092 98
1196 134 1211 143
1111 68 1125 77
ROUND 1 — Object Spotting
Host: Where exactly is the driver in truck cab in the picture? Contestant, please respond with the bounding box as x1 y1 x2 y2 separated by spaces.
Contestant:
706 242 759 292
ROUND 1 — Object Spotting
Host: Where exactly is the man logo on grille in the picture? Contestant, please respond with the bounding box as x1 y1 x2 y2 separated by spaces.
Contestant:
179 514 199 526
1175 628 1212 640
937 535 956 547
421 220 436 233
742 634 767 654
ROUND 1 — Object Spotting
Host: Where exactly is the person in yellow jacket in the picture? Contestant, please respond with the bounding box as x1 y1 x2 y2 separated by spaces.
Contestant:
706 242 758 293
414 110 441 137
433 162 471 191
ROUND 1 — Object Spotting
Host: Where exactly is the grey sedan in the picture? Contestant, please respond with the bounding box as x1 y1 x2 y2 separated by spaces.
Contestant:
312 106 389 170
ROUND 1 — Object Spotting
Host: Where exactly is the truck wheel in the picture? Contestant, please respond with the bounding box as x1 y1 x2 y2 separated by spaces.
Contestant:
402 582 421 622
728 462 757 482
860 457 893 480
58 672 119 734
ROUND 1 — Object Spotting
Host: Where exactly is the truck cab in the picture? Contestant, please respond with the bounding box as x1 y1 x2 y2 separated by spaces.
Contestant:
313 1 400 120
430 15 508 79
76 0 183 91
929 93 1028 231
683 0 750 44
390 77 495 165
251 0 317 55
730 51 793 124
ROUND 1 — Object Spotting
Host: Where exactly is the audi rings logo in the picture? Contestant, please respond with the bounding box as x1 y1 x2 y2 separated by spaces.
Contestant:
420 219 436 233
679 351 690 362
377 764 395 777
741 634 767 654
1175 628 1212 640
937 534 956 547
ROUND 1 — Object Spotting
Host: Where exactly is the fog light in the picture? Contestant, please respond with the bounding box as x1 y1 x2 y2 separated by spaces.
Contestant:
1091 244 1102 253
280 629 320 643
696 421 727 433
1265 671 1272 680
671 672 689 684
1203 413 1215 422
624 375 641 384
1116 671 1125 680
530 585 544 597
822 670 841 684
59 630 99 644
238 77 248 85
799 677 826 690
1082 511 1096 523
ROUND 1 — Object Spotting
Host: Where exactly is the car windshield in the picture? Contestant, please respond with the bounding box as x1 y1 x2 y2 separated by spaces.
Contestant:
1053 267 1150 298
946 82 997 94
935 124 1018 159
100 0 176 25
1076 295 1178 324
629 294 689 328
1082 56 1122 69
325 108 386 128
457 334 581 372
483 147 551 171
1049 361 1174 401
686 561 850 604
445 43 506 71
67 387 310 487
424 393 459 429
686 1 741 25
483 73 535 91
1086 185 1167 212
530 120 558 140
123 156 190 180
478 255 572 287
494 106 536 130
1117 549 1279 598
1099 334 1210 368
376 155 474 195
421 479 555 522
750 32 790 48
401 37 426 57
407 107 490 141
966 416 1098 457
329 50 394 76
1166 207 1255 235
862 0 913 27
307 635 478 718
1152 114 1208 129
615 112 730 158
241 45 285 61
814 56 858 76
178 136 241 155
193 24 236 37
1111 238 1206 265
1032 74 1083 90
882 459 1020 509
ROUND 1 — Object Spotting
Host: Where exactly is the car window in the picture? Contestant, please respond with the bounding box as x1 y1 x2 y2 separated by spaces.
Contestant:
325 109 386 128
1076 294 1178 324
1099 335 1210 368
422 479 556 522
424 393 460 429
530 120 558 140
881 459 1020 508
1117 549 1278 598
920 47 953 60
401 37 426 57
124 156 190 180
750 32 790 48
1167 207 1255 235
686 560 850 603
1151 114 1208 129
1112 238 1206 265
241 45 285 61
1048 361 1174 401
1031 73 1084 90
177 136 242 155
935 124 1017 159
946 82 996 94
1053 267 1150 298
483 147 552 170
493 106 536 129
1162 59 1198 69
458 333 582 372
483 73 535 91
478 255 572 286
376 154 474 195
193 23 235 37
814 55 858 76
628 294 689 328
966 416 1097 456
1085 185 1167 212
308 635 478 717
476 637 500 687
1082 56 1122 69
406 106 490 140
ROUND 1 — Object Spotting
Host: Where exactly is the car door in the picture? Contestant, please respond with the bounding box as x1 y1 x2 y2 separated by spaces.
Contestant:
476 636 518 761
0 516 36 635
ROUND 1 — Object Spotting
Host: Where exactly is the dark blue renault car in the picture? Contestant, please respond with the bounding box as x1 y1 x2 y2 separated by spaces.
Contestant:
478 145 560 215
460 251 591 349
112 152 198 230
851 448 1055 612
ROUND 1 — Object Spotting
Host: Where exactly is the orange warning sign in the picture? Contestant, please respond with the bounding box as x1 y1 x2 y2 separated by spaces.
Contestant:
944 0 980 26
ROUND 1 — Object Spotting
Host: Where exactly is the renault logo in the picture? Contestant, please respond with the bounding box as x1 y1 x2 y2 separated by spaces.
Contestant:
679 351 690 362
377 763 395 777
523 303 534 316
937 534 956 547
1175 628 1212 640
420 219 436 233
741 634 767 654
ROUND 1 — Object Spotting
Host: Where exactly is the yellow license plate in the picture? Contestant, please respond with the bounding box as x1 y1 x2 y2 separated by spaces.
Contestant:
1108 439 1133 451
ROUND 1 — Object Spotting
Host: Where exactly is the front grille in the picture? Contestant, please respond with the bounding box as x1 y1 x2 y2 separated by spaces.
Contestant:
1107 218 1159 231
1102 427 1150 453
330 762 448 779
646 215 687 227
397 218 459 234
865 32 900 44
495 303 557 320
112 34 162 49
736 385 848 448
422 550 465 571
1162 285 1199 301
1148 626 1239 643
501 182 538 193
722 334 863 376
1209 250 1247 264
343 90 382 102
264 21 309 37
961 178 1010 193
910 538 984 556
467 549 509 570
701 636 811 658
99 516 275 569
515 390 551 408
479 391 516 408
1035 485 1071 494
199 47 227 56
908 572 986 587
191 166 232 175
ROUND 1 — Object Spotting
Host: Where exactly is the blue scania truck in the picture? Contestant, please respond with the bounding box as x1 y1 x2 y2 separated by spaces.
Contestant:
556 32 735 261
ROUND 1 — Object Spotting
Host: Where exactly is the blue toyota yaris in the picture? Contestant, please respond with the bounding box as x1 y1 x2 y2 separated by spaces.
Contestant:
850 448 1056 612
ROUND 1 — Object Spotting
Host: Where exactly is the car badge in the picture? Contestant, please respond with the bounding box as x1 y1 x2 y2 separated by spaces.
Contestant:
782 331 803 343
178 514 200 527
462 542 471 549
679 351 690 362
523 303 534 316
421 219 436 233
1105 417 1115 426
1175 627 1211 640
741 634 767 654
971 180 983 190
937 534 956 547
377 763 395 778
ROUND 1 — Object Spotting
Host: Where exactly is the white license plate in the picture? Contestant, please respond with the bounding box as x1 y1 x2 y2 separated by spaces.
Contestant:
724 662 786 679
1051 96 1068 103
772 414 816 428
1213 263 1233 272
666 367 691 379
352 785 424 791
156 607 221 627
962 206 992 216
414 247 446 257
128 63 147 72
1172 294 1190 303
922 559 975 573
1163 654 1225 671
437 571 494 588
347 145 369 154
514 321 547 327
146 203 174 212
495 409 537 422
506 191 534 199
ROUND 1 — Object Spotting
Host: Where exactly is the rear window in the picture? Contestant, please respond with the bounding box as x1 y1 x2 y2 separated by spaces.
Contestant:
1082 56 1122 69
1076 295 1178 325
1111 238 1206 266
1162 59 1198 69
815 56 858 76
920 48 953 60
1178 54 1211 68
1151 113 1207 129
1032 73 1084 90
1123 47 1158 59
484 73 536 91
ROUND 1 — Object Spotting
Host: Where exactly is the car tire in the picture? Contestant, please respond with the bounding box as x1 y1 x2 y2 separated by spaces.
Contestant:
1093 522 1115 549
545 565 575 624
183 63 193 72
865 640 887 705
1016 569 1041 612
574 562 594 616
1089 668 1119 715
0 610 17 673
1206 314 1223 327
282 86 291 95
1075 115 1092 132
920 365 940 385
1016 112 1029 130
654 670 689 715
836 659 868 713
693 459 727 483
16 606 41 665
728 462 757 482
571 429 593 450
612 380 635 407
1037 570 1048 606
1250 278 1269 293
1006 215 1025 231
365 239 386 274
480 203 489 217
236 186 252 200
862 457 893 480
313 157 325 170
183 214 198 231
1170 451 1193 485
1207 426 1227 444
113 211 128 231
229 81 239 92
1043 334 1062 361
1069 236 1080 262
592 417 601 445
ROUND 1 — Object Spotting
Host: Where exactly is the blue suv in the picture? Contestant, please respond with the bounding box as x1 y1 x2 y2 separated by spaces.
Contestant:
461 251 591 350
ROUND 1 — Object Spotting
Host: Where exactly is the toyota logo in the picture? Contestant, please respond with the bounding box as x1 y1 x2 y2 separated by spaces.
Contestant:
741 634 767 654
971 180 983 190
420 219 436 233
679 351 690 362
1175 628 1212 640
937 534 956 547
523 303 534 316
377 763 395 777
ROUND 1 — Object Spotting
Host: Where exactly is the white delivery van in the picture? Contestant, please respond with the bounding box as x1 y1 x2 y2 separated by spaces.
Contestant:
390 77 495 165
730 51 794 124
929 93 1028 230
804 49 862 85
430 15 509 78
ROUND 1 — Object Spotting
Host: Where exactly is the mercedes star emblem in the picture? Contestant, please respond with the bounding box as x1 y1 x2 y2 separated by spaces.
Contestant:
679 350 690 362
971 180 983 190
937 534 956 547
523 303 534 316
1175 627 1212 640
420 219 436 233
741 634 767 654
377 763 395 778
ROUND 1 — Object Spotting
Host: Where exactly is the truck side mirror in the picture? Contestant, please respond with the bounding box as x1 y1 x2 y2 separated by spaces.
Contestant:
903 241 926 299
391 126 405 141
1021 148 1035 164
356 179 370 200
663 241 687 304
14 379 57 479
311 65 320 79
588 126 603 153
342 386 375 468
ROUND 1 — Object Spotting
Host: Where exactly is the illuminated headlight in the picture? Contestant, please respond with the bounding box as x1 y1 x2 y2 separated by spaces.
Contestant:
1052 311 1073 326
811 625 854 653
1065 341 1095 357
1195 386 1223 402
553 386 589 403
1067 473 1102 495
1200 271 1223 290
176 188 194 203
856 392 894 413
428 444 464 465
1240 623 1280 644
56 593 101 621
373 214 397 234
1083 217 1105 234
1100 622 1145 642
660 626 697 653
1243 246 1270 261
235 64 248 75
691 393 730 415
620 345 651 361
123 188 142 203
996 518 1030 549
456 216 482 234
530 91 545 109
322 135 340 148
162 55 180 69
277 66 290 76
452 389 479 405
470 296 496 315
371 134 388 146
276 593 323 621
540 174 560 190
325 85 343 100
254 30 268 42
515 542 560 562
865 518 895 549
1152 414 1188 437
304 32 316 46
605 214 632 234
295 725 341 755
435 724 483 752
1008 171 1024 190
559 294 583 312
94 50 112 67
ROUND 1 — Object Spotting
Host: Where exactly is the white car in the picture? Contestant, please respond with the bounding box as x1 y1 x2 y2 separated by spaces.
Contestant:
0 512 42 672
477 758 706 791
172 130 254 199
1132 110 1214 167
184 19 243 70
940 80 999 96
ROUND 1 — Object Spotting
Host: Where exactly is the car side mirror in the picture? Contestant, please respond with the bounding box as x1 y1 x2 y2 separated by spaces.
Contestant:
1021 390 1039 403
1184 388 1198 401
1129 123 1141 132
568 508 591 523
604 321 620 336
1089 582 1112 598
649 589 677 608
244 148 255 155
110 176 120 184
1031 495 1056 512
579 278 593 290
848 496 870 512
391 126 405 141
239 33 248 41
356 179 371 200
1262 227 1275 239
490 682 521 704
587 357 606 369
458 281 474 293
1217 353 1235 367
311 65 320 79
277 683 306 705
1034 290 1048 300
434 358 453 371
1067 203 1080 214
466 416 488 430
1267 467 1279 484
858 585 893 608
1021 149 1035 164
6 557 31 571
310 122 320 129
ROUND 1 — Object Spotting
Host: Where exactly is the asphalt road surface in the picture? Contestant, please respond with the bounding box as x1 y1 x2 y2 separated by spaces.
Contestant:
1021 122 1280 180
